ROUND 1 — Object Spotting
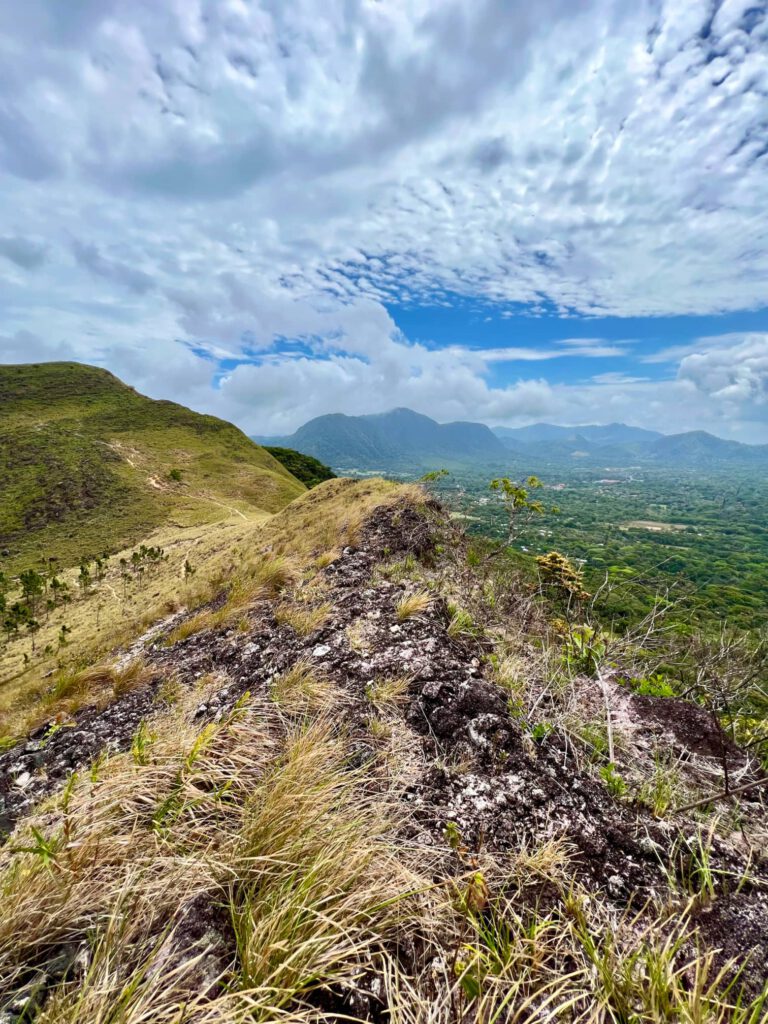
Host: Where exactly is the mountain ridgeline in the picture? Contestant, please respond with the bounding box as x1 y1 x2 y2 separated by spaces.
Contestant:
258 408 768 472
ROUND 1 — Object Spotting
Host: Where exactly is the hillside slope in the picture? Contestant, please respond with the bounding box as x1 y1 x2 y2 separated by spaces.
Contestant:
0 480 765 1020
0 362 305 572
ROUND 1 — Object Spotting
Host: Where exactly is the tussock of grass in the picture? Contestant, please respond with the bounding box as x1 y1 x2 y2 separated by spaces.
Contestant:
487 653 526 699
234 555 297 602
162 556 298 649
269 661 335 715
395 590 432 621
165 608 223 646
446 602 482 640
0 684 437 1022
274 602 331 637
366 674 410 713
228 721 410 1013
46 658 153 711
314 549 338 569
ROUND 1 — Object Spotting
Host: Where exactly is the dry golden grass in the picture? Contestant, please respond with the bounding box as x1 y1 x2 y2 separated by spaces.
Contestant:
41 658 154 716
1 479 416 745
269 661 337 716
366 674 411 714
164 607 224 646
0 515 266 735
274 601 332 637
1 664 766 1020
0 680 441 1023
395 590 432 621
314 549 338 569
259 478 424 565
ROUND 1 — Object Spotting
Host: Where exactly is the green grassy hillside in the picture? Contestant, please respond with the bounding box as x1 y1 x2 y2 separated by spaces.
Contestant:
0 362 305 572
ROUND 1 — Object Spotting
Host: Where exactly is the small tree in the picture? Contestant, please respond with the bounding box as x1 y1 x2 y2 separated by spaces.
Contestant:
27 616 41 653
78 561 92 593
489 476 558 546
50 576 70 606
420 468 450 484
19 569 45 613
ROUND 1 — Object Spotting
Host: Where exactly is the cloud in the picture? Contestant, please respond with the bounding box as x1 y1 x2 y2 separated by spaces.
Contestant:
0 0 767 317
72 241 155 294
447 340 630 363
0 0 767 441
0 235 47 269
0 329 74 362
678 333 768 406
591 372 650 385
0 104 62 181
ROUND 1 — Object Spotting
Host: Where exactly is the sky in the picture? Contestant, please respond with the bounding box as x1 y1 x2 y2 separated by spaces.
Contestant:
1 0 767 441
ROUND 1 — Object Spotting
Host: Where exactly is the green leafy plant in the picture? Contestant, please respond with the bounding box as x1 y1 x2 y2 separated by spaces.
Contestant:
447 602 483 640
562 625 607 676
631 673 675 698
131 720 155 766
530 721 554 743
599 762 628 799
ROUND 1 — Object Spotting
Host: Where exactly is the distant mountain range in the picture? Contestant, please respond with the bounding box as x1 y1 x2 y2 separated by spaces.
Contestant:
255 408 768 473
255 409 507 471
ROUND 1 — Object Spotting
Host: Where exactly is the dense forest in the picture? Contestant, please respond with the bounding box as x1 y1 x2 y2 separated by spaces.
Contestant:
430 465 768 633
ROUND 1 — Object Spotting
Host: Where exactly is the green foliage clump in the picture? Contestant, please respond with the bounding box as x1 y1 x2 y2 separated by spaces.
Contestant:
631 673 675 698
263 446 336 488
561 625 607 676
599 762 628 798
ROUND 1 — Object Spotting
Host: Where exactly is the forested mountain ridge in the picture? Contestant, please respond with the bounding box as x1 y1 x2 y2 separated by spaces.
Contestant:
263 446 336 487
256 407 507 470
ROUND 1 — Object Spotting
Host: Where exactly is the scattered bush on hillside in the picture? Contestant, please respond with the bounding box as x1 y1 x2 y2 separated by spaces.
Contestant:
490 475 559 546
